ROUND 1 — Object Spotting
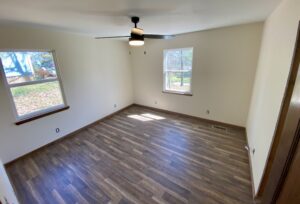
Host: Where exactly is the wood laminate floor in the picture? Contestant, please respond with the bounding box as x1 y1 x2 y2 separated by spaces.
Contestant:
6 105 253 204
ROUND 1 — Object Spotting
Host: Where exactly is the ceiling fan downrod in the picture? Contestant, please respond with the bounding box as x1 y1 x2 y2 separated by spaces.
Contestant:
131 16 140 28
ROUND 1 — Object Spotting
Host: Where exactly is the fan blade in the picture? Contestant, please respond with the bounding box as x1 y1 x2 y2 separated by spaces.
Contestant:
95 36 130 39
143 34 175 40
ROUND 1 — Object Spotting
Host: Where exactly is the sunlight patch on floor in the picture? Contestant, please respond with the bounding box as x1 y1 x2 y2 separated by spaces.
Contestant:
128 115 153 121
141 113 165 120
127 113 165 121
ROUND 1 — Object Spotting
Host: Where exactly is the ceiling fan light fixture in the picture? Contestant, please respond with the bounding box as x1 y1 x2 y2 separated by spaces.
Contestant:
129 38 144 46
129 34 144 46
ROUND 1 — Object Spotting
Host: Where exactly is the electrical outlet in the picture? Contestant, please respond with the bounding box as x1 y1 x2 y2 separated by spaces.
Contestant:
56 128 60 133
114 104 117 108
206 110 210 114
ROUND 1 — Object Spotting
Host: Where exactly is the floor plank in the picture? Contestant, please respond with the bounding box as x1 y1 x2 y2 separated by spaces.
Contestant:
6 105 253 204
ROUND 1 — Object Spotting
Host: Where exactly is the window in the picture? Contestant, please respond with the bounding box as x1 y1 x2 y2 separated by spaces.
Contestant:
163 47 193 95
0 50 67 123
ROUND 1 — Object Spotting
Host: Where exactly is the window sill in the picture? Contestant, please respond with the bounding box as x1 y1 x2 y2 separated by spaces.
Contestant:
162 91 193 96
15 106 70 125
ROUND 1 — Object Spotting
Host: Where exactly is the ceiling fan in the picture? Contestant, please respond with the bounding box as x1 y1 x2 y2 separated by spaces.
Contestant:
95 16 176 46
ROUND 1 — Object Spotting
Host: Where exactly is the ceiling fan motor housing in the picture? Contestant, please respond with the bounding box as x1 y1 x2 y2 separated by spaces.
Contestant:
130 33 144 41
131 28 144 35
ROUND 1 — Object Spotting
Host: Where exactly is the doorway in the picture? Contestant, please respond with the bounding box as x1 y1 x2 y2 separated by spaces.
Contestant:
259 22 300 204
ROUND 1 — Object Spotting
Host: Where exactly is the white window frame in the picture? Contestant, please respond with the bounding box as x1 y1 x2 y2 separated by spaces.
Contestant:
0 49 68 123
163 47 194 95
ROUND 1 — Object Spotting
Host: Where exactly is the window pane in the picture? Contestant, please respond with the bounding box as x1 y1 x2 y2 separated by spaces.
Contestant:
0 51 57 84
166 50 181 70
182 48 193 70
11 81 64 117
165 71 191 93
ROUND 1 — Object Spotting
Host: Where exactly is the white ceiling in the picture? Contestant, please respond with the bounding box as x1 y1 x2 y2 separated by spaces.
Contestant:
0 0 282 37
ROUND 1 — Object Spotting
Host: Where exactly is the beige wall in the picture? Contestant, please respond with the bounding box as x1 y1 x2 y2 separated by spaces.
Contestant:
131 23 263 127
246 0 300 194
0 161 18 204
0 25 133 164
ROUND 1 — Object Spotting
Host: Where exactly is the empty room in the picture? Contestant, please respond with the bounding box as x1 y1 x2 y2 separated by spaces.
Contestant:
0 0 300 203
